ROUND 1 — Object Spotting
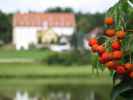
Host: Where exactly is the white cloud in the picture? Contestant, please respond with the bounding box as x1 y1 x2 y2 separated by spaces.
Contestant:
0 0 119 13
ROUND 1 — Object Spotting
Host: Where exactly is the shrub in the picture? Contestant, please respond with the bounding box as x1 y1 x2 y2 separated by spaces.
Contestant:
29 43 37 50
43 50 91 66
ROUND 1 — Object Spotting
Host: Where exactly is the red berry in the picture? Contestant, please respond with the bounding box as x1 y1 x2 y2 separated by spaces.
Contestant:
99 56 106 64
112 51 123 60
88 38 98 46
112 41 121 50
116 65 126 74
101 52 112 62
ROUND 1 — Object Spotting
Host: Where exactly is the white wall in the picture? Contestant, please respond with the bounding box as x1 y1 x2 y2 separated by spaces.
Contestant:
13 27 41 50
52 27 75 36
13 26 75 50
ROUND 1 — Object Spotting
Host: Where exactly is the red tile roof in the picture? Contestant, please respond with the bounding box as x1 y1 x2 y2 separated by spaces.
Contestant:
13 13 76 27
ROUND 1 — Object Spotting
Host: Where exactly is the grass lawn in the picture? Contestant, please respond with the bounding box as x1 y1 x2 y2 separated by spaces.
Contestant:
0 63 112 85
0 63 111 85
0 49 112 86
0 63 110 78
0 49 51 60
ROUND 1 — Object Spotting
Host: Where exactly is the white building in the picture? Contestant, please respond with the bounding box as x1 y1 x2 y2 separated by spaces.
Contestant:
13 13 76 50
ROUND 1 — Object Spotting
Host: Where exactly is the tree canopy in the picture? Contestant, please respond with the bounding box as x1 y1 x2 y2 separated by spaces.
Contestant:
0 11 12 43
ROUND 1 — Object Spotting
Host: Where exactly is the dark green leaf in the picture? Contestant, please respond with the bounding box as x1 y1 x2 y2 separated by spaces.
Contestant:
111 79 133 100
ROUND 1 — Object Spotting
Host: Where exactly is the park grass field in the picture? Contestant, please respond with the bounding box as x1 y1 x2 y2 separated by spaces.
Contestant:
0 49 51 60
0 63 109 78
0 49 112 84
0 49 111 82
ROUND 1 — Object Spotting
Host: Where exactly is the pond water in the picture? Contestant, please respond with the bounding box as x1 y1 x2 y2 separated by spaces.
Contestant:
0 84 112 100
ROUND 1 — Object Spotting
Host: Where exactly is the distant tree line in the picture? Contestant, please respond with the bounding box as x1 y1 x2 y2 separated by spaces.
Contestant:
0 7 105 44
0 11 12 43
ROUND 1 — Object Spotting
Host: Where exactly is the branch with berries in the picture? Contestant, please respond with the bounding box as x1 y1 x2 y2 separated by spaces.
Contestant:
89 17 133 78
87 0 133 99
88 16 133 100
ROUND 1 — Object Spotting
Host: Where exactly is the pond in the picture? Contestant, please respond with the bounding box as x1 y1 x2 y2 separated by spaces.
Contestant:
0 84 112 100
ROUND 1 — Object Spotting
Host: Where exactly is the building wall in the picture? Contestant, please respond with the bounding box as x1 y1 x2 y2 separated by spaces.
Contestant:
13 26 75 50
52 27 75 36
13 27 40 50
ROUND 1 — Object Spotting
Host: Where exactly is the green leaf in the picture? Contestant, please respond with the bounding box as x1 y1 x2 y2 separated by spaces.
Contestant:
111 79 133 100
90 53 105 74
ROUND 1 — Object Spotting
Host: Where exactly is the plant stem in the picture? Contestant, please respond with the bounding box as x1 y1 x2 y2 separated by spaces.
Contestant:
130 53 132 63
127 30 133 32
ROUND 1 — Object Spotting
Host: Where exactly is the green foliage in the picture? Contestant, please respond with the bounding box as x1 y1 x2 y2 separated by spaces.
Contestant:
105 0 133 99
0 11 12 43
76 12 105 33
106 0 133 31
89 52 105 74
106 0 133 60
112 73 133 100
0 49 51 60
46 7 74 13
29 43 37 50
44 50 91 66
70 31 78 49
0 63 94 78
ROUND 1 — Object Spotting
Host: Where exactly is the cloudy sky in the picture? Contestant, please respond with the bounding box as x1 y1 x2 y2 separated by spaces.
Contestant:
0 0 119 13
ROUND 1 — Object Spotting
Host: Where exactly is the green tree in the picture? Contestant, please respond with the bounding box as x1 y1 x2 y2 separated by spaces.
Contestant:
76 12 104 33
0 11 12 43
46 7 73 13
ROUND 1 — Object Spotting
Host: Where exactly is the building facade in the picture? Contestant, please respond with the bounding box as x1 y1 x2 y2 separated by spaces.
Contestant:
13 13 76 50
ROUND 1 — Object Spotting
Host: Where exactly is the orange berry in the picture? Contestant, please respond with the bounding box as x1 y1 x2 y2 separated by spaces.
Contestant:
97 45 105 54
104 17 113 25
92 44 99 52
105 61 117 70
129 71 133 78
116 31 126 39
125 63 133 70
112 50 123 60
105 29 115 37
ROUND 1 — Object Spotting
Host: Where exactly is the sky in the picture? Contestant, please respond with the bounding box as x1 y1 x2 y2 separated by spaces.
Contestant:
0 0 119 14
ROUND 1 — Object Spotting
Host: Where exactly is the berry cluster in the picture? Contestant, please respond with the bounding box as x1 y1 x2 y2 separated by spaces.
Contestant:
88 17 133 78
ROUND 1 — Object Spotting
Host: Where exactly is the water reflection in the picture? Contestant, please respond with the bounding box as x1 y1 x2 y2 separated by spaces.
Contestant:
15 91 39 100
0 85 112 100
14 90 100 100
48 92 71 100
15 91 29 100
